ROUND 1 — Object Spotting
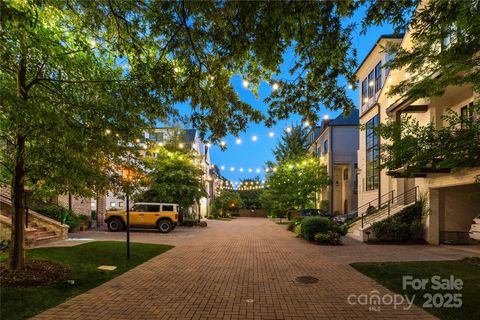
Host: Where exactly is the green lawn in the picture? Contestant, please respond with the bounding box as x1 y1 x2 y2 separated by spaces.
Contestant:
1 241 172 320
351 257 480 320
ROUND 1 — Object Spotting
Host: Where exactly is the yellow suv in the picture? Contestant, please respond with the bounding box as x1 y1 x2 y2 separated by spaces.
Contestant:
105 202 178 233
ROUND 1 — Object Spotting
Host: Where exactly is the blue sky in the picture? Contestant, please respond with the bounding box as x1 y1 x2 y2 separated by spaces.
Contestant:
197 10 394 184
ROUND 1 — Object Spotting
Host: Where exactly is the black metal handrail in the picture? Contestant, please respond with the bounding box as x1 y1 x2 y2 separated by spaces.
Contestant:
361 186 418 228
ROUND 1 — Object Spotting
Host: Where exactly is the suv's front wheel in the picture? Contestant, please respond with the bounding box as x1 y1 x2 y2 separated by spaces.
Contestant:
107 218 124 232
158 219 172 233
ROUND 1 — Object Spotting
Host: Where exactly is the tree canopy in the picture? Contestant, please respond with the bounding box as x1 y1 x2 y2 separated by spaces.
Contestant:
135 148 207 211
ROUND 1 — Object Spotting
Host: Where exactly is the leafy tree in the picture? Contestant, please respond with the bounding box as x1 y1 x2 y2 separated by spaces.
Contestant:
385 0 480 101
262 156 330 214
1 0 474 271
272 125 309 162
135 148 207 217
377 105 480 177
237 177 263 209
211 190 243 217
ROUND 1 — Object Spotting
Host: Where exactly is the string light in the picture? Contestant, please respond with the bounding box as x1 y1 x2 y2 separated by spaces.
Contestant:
256 169 260 173
220 141 226 147
105 129 111 135
178 143 184 149
174 67 179 73
242 79 249 88
236 138 242 144
230 167 235 171
286 127 292 133
135 138 141 143
272 82 279 91
269 132 275 137
221 165 225 170
251 135 257 141
304 121 310 127
239 168 244 172
348 84 353 89
248 168 253 172
206 143 211 147
323 114 329 120
369 81 374 87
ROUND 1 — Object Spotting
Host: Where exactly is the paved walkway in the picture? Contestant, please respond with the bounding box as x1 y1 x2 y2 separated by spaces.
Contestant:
34 218 478 319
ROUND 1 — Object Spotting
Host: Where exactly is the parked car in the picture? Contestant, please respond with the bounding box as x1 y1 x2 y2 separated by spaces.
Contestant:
333 211 358 225
299 209 334 218
105 202 179 233
469 215 480 241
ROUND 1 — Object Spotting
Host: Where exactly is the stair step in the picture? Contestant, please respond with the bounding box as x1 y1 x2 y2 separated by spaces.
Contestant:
36 231 56 238
34 235 64 245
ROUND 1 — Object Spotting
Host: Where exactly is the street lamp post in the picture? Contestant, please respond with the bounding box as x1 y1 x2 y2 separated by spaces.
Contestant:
126 187 130 259
122 169 133 259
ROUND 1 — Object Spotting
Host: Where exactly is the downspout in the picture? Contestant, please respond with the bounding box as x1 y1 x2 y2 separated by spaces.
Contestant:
377 102 381 208
329 127 334 214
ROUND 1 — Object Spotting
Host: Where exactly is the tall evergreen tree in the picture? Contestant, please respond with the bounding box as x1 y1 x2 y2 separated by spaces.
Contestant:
272 125 309 162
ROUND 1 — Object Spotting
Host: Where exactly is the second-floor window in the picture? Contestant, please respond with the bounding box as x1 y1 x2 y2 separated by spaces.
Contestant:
375 62 382 92
366 114 380 191
361 79 368 104
323 139 328 154
368 70 375 98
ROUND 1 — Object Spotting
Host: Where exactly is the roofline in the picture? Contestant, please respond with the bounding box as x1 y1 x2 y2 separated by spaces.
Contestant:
353 34 404 77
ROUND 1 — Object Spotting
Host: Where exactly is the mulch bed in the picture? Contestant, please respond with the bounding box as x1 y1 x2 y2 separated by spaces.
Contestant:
0 260 67 287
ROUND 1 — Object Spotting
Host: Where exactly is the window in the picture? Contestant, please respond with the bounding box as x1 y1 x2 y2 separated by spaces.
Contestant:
118 202 124 207
150 132 164 142
162 205 175 212
365 115 380 191
354 163 358 194
368 71 375 98
375 62 382 92
343 168 349 181
147 205 160 212
460 102 474 128
323 139 328 154
361 79 368 104
317 146 322 156
110 202 116 207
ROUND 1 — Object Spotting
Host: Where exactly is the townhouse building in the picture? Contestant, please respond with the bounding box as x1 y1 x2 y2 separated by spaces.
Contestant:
106 127 214 221
354 32 480 244
307 110 359 215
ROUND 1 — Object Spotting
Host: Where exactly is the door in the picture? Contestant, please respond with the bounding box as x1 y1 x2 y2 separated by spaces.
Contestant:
129 204 149 226
142 204 161 226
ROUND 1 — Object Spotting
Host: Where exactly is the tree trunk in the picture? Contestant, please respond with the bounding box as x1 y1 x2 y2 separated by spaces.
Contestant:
10 51 28 270
10 135 26 270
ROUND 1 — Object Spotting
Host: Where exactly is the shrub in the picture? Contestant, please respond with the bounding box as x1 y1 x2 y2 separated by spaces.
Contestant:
371 202 424 242
0 240 10 253
231 211 240 217
336 224 349 236
301 216 337 241
319 200 329 212
182 219 195 227
78 215 91 230
293 224 302 237
287 217 303 232
314 231 342 245
91 210 97 221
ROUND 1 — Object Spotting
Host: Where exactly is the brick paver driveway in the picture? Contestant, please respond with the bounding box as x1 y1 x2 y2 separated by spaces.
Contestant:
34 218 439 319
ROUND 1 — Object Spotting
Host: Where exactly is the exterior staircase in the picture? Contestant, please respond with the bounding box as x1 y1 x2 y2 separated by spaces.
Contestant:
348 187 418 242
0 187 69 247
